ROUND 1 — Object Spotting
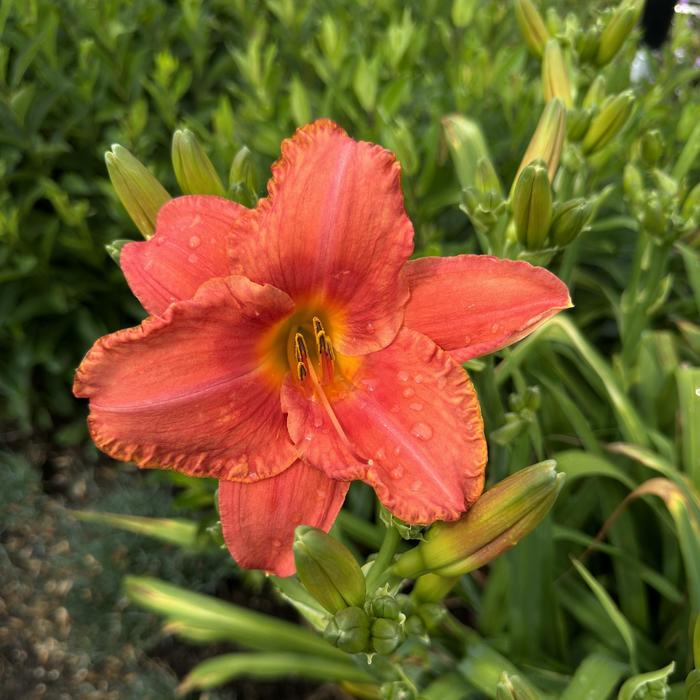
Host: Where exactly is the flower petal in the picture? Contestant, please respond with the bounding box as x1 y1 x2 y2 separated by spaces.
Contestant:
229 120 414 356
403 255 571 363
121 195 247 316
282 328 487 524
218 461 349 577
73 275 297 480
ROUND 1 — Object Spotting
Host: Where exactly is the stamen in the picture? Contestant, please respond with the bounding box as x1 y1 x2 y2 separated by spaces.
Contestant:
312 316 324 336
295 332 308 362
296 361 307 382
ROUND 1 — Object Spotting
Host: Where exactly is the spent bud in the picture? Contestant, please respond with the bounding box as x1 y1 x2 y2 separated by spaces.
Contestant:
496 673 541 700
512 160 553 250
549 197 592 246
392 462 564 578
542 39 572 107
171 129 225 196
640 129 664 167
582 91 635 154
293 526 366 614
597 0 642 67
514 0 549 57
105 144 171 239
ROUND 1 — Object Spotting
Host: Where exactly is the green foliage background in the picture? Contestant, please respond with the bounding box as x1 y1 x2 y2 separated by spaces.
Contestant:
1 0 700 698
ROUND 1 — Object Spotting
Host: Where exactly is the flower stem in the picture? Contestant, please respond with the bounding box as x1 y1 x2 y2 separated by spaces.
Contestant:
365 525 401 593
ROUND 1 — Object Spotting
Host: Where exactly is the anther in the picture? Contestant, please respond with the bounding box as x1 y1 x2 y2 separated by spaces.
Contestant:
296 361 308 382
312 316 324 336
295 332 308 362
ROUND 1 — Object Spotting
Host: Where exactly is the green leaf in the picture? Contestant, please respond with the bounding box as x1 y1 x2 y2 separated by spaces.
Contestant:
676 366 700 489
178 652 373 694
69 510 199 548
560 653 627 700
571 559 637 671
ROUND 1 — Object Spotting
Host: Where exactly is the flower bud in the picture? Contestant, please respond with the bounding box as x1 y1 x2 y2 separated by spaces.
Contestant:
323 606 370 654
475 156 503 198
371 617 404 655
417 602 448 633
512 99 566 191
640 129 664 167
105 144 171 239
293 526 366 614
596 0 642 67
582 75 607 109
171 129 225 196
542 39 572 108
490 413 529 445
567 108 593 142
105 239 130 265
229 146 258 207
577 28 600 64
512 160 552 250
623 163 644 203
549 197 592 247
652 168 678 198
392 462 564 578
640 194 667 238
513 0 549 57
496 673 541 700
371 595 401 620
582 91 635 155
443 115 490 191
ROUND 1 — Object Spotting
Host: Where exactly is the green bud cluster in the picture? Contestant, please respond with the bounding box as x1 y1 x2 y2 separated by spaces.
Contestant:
581 91 635 155
461 156 506 233
492 386 543 446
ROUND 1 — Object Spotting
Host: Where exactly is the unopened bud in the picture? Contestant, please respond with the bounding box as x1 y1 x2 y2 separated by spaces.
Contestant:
577 28 600 64
475 156 503 197
640 129 664 166
513 0 549 57
512 99 566 191
582 75 607 109
443 115 491 191
623 163 644 202
171 129 225 196
105 144 171 239
496 672 541 700
417 602 448 633
512 160 552 250
105 239 130 265
371 596 401 620
371 618 404 655
542 39 572 107
491 413 529 445
597 0 642 67
549 197 592 246
293 526 366 614
229 146 258 206
323 606 370 654
567 108 593 142
582 91 635 154
392 462 564 578
652 168 678 198
641 194 667 237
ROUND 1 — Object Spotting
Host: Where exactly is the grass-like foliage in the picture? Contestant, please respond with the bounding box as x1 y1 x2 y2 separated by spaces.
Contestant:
2 0 700 698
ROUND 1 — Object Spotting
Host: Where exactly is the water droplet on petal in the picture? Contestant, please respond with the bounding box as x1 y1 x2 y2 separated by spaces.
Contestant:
402 387 415 398
143 259 154 271
409 402 423 412
410 480 421 492
411 422 433 440
188 235 201 248
366 321 375 333
188 253 198 263
414 374 423 384
490 322 501 333
374 448 386 460
463 334 472 345
304 433 313 442
313 415 323 428
156 236 166 246
391 466 404 479
367 458 374 466
272 538 283 548
436 376 447 389
398 370 410 382
393 446 402 456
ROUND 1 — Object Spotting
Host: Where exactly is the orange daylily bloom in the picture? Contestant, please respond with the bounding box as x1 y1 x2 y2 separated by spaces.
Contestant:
74 120 571 576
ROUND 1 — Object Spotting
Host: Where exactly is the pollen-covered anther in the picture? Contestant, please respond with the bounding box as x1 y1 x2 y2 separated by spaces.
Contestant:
313 316 335 383
297 361 308 382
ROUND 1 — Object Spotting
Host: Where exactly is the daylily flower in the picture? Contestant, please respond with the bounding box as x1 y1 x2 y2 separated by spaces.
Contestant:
74 120 570 577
